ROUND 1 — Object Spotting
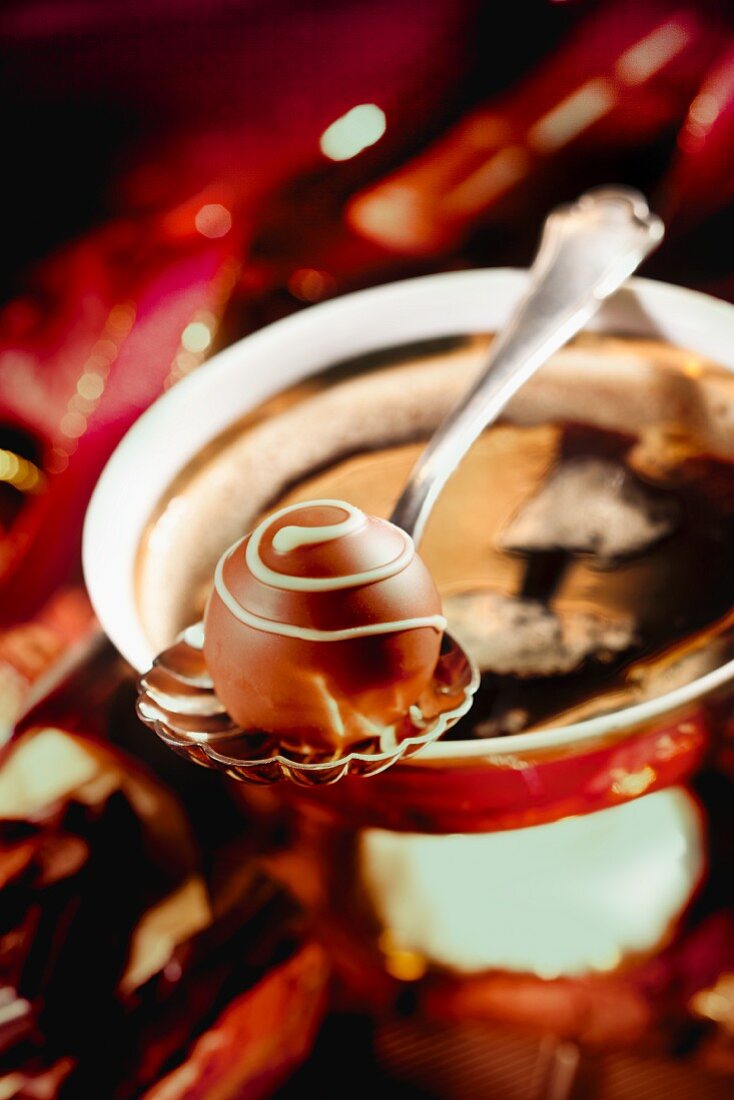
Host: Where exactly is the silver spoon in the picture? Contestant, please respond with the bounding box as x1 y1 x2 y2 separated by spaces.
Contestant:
137 186 664 785
391 185 663 544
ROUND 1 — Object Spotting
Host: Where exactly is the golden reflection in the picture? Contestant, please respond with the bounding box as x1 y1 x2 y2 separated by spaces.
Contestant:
164 260 240 390
347 184 423 251
76 372 106 401
58 411 87 439
0 449 44 494
611 766 656 798
56 300 136 459
689 92 721 128
528 80 615 152
683 357 703 379
615 22 690 85
379 930 428 982
445 146 531 214
691 974 734 1034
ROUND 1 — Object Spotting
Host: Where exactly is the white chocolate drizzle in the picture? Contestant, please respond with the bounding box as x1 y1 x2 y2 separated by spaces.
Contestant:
246 499 414 592
213 498 446 642
272 504 364 553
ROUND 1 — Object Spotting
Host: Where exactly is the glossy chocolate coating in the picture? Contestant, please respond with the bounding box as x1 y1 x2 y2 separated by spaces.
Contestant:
203 501 445 752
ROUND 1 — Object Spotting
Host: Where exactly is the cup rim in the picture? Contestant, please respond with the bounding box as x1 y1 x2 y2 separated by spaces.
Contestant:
83 267 734 761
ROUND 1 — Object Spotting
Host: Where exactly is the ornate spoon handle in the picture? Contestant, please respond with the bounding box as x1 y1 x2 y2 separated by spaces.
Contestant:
390 186 664 544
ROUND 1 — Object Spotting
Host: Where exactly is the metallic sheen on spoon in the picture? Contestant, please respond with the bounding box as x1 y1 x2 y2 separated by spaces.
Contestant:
391 186 663 544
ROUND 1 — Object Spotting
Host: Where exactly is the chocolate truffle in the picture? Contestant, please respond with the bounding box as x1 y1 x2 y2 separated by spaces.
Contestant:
203 499 446 753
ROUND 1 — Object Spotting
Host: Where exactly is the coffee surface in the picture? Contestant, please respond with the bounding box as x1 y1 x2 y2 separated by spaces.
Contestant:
137 333 734 737
276 421 734 737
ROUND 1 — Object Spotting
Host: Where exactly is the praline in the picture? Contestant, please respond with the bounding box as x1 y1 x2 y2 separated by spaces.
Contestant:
203 499 445 752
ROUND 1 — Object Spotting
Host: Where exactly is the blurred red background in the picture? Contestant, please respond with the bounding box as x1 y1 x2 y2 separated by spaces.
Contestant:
1 2 734 1096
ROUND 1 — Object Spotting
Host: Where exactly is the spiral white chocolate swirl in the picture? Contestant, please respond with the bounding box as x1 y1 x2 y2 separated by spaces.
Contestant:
245 499 414 591
213 499 446 642
271 501 364 554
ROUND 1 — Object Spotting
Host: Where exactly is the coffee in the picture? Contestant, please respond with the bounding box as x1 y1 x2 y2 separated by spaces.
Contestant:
136 332 734 738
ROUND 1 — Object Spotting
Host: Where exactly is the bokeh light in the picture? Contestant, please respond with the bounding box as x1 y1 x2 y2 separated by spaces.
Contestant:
320 104 386 161
195 203 232 239
181 321 213 353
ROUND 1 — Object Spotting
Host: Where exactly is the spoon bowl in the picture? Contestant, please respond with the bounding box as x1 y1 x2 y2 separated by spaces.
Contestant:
137 624 478 785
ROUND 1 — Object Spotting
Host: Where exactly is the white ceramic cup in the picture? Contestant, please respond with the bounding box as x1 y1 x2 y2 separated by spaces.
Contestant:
83 268 734 778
